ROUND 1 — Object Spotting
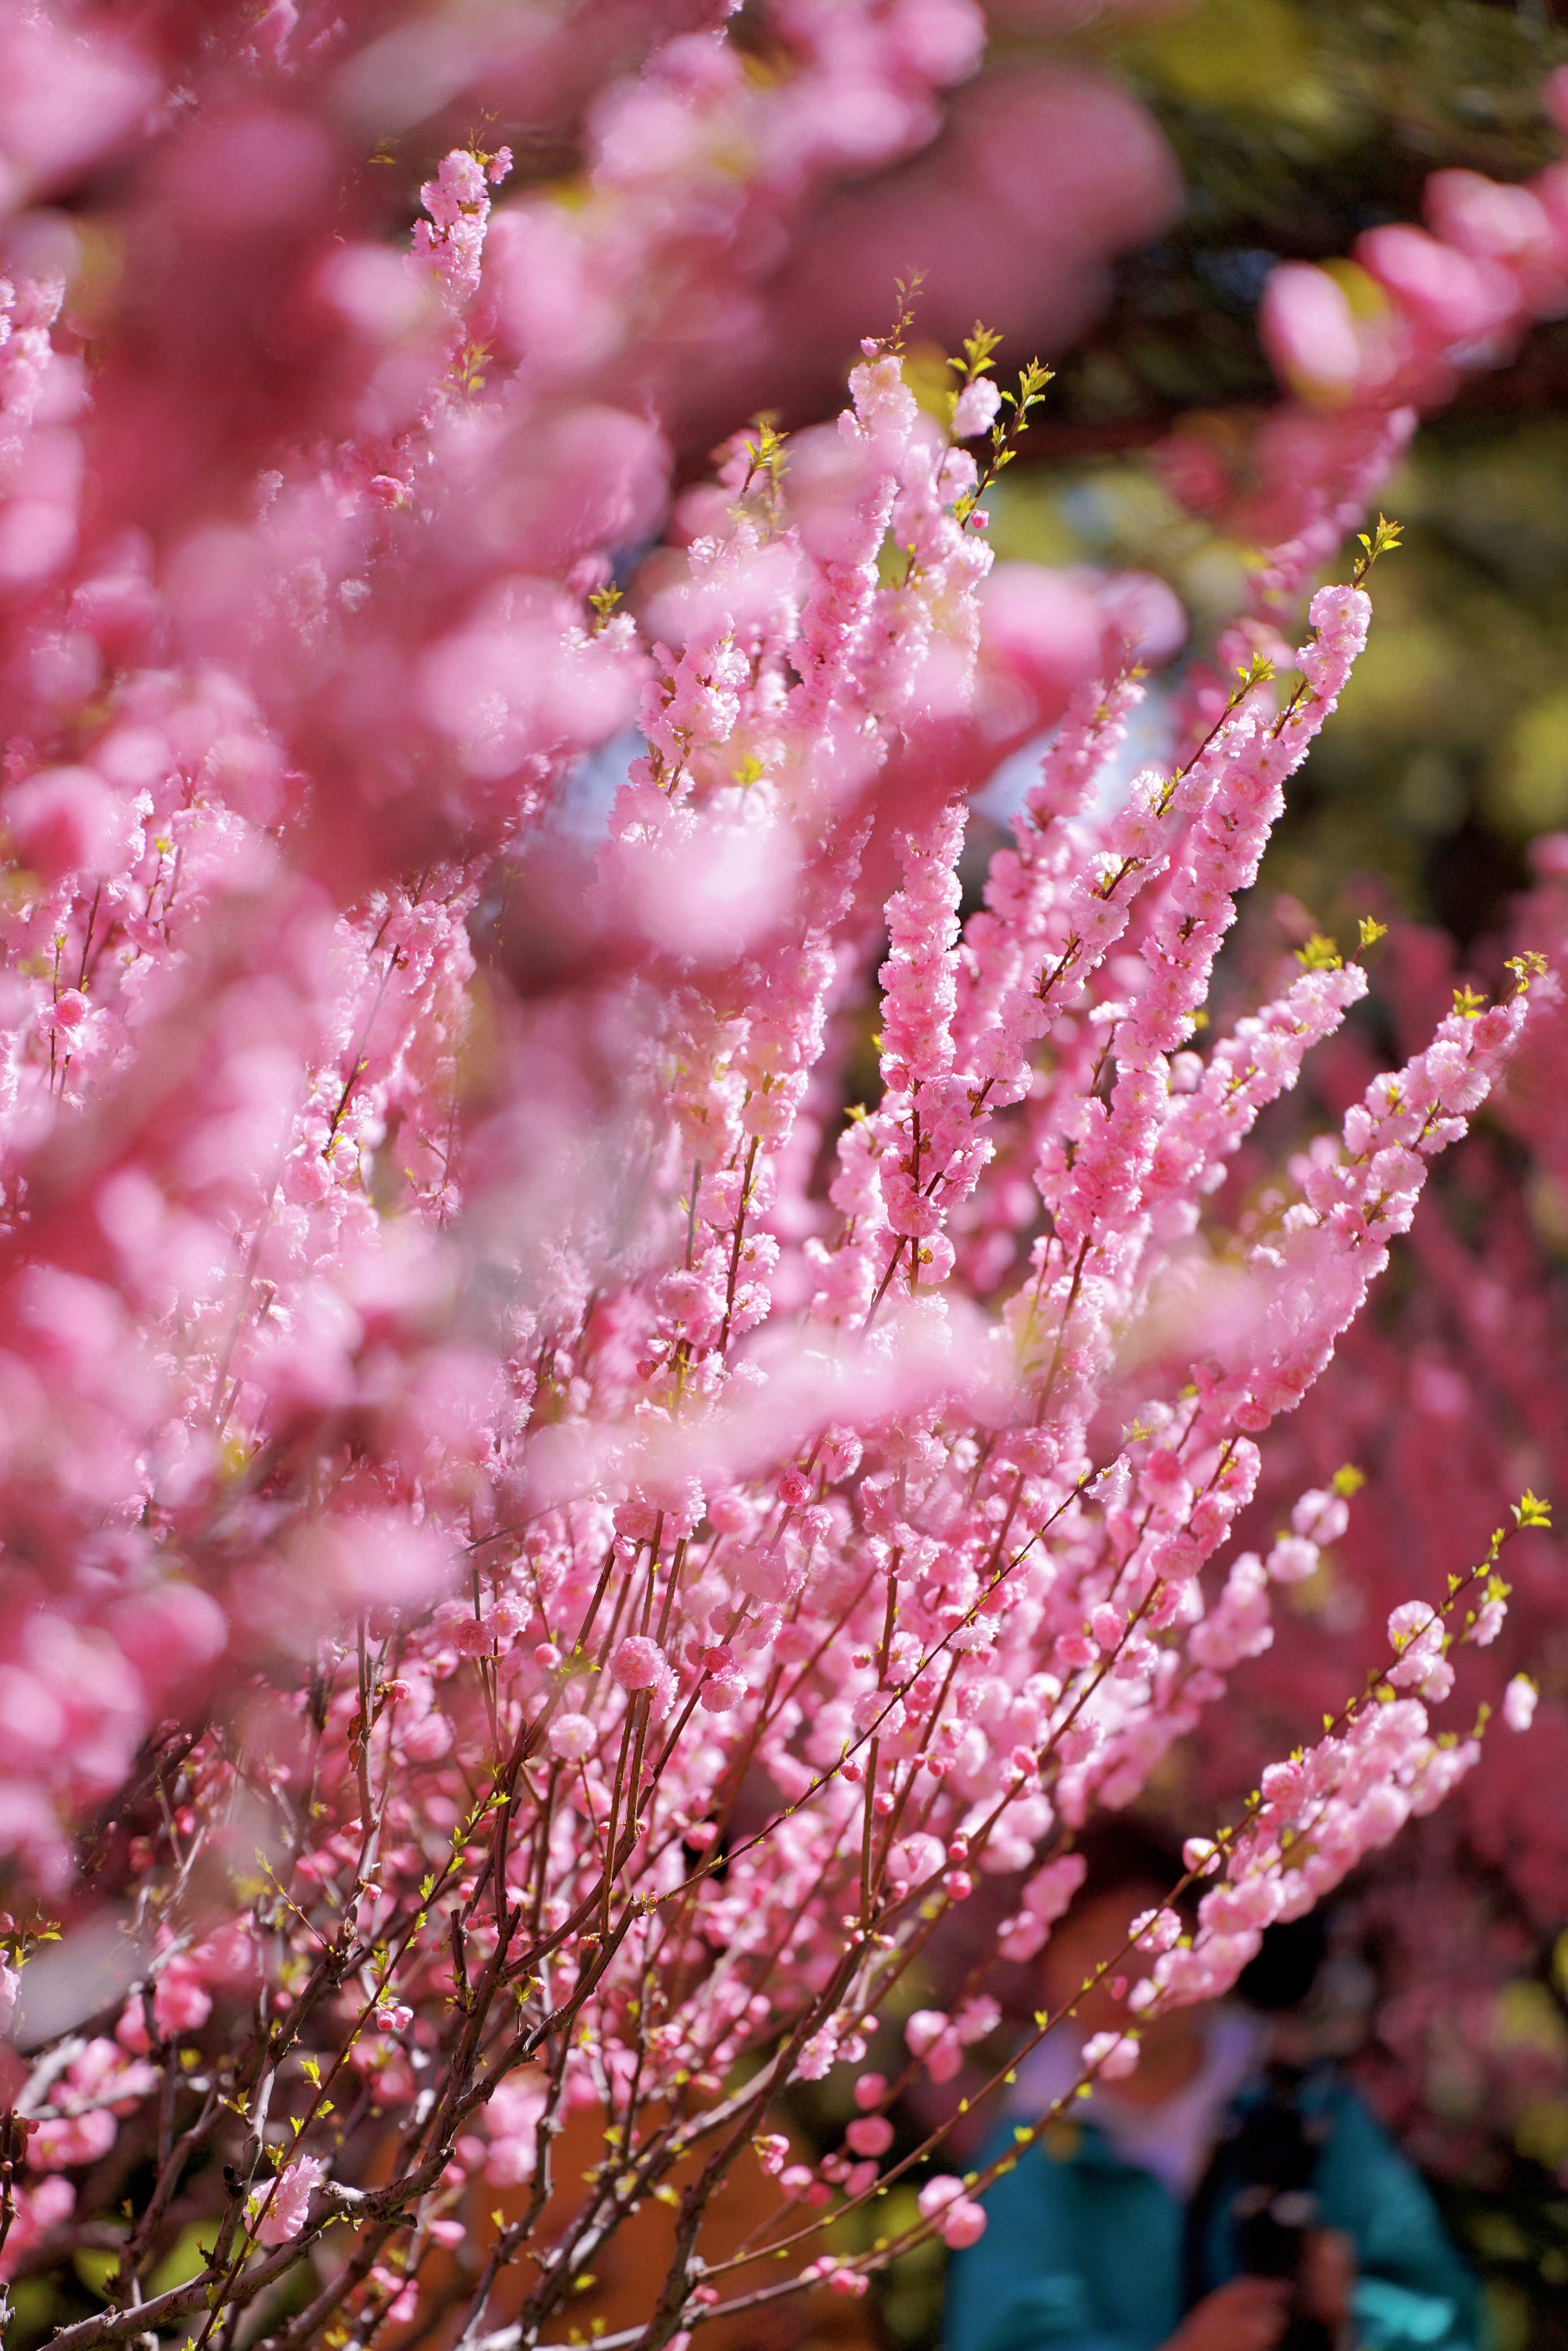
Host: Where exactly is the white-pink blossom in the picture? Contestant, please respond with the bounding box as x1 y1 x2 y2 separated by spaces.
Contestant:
1504 1674 1539 1733
247 2157 323 2246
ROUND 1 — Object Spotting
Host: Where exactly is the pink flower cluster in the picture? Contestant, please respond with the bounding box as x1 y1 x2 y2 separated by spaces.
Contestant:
0 7 1559 2345
1262 74 1568 419
1183 867 1568 2187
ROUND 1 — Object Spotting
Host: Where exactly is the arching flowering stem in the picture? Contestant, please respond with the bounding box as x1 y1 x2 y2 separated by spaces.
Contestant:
1 13 1563 2346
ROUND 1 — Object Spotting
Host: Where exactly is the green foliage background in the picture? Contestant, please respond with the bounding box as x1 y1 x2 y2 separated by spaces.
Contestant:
995 0 1568 963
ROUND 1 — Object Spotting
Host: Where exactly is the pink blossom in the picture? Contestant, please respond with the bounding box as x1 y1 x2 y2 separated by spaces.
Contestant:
31 2110 118 2169
906 2009 965 2083
1022 1855 1087 1922
6 766 130 881
952 378 1001 439
548 1714 597 1761
153 1960 212 2038
1082 2031 1140 2082
918 2175 988 2248
1503 1675 1538 1733
1260 264 1362 404
247 2156 323 2246
1266 1535 1320 1585
610 1637 663 1690
0 2177 74 2280
954 1996 1001 2046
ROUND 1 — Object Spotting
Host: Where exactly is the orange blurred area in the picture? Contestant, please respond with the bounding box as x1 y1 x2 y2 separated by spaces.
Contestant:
386 2098 880 2351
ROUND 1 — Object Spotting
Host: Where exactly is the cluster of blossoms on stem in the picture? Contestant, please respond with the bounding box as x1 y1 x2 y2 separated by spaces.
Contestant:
1184 869 1568 2185
1261 66 1568 424
0 7 1562 2349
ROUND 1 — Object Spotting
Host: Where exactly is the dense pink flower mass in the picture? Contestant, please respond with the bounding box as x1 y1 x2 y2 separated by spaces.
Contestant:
0 5 1562 2345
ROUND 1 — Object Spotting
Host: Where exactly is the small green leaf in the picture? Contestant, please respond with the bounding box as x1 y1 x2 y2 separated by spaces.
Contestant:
949 322 1004 381
1506 950 1548 992
1353 514 1403 579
